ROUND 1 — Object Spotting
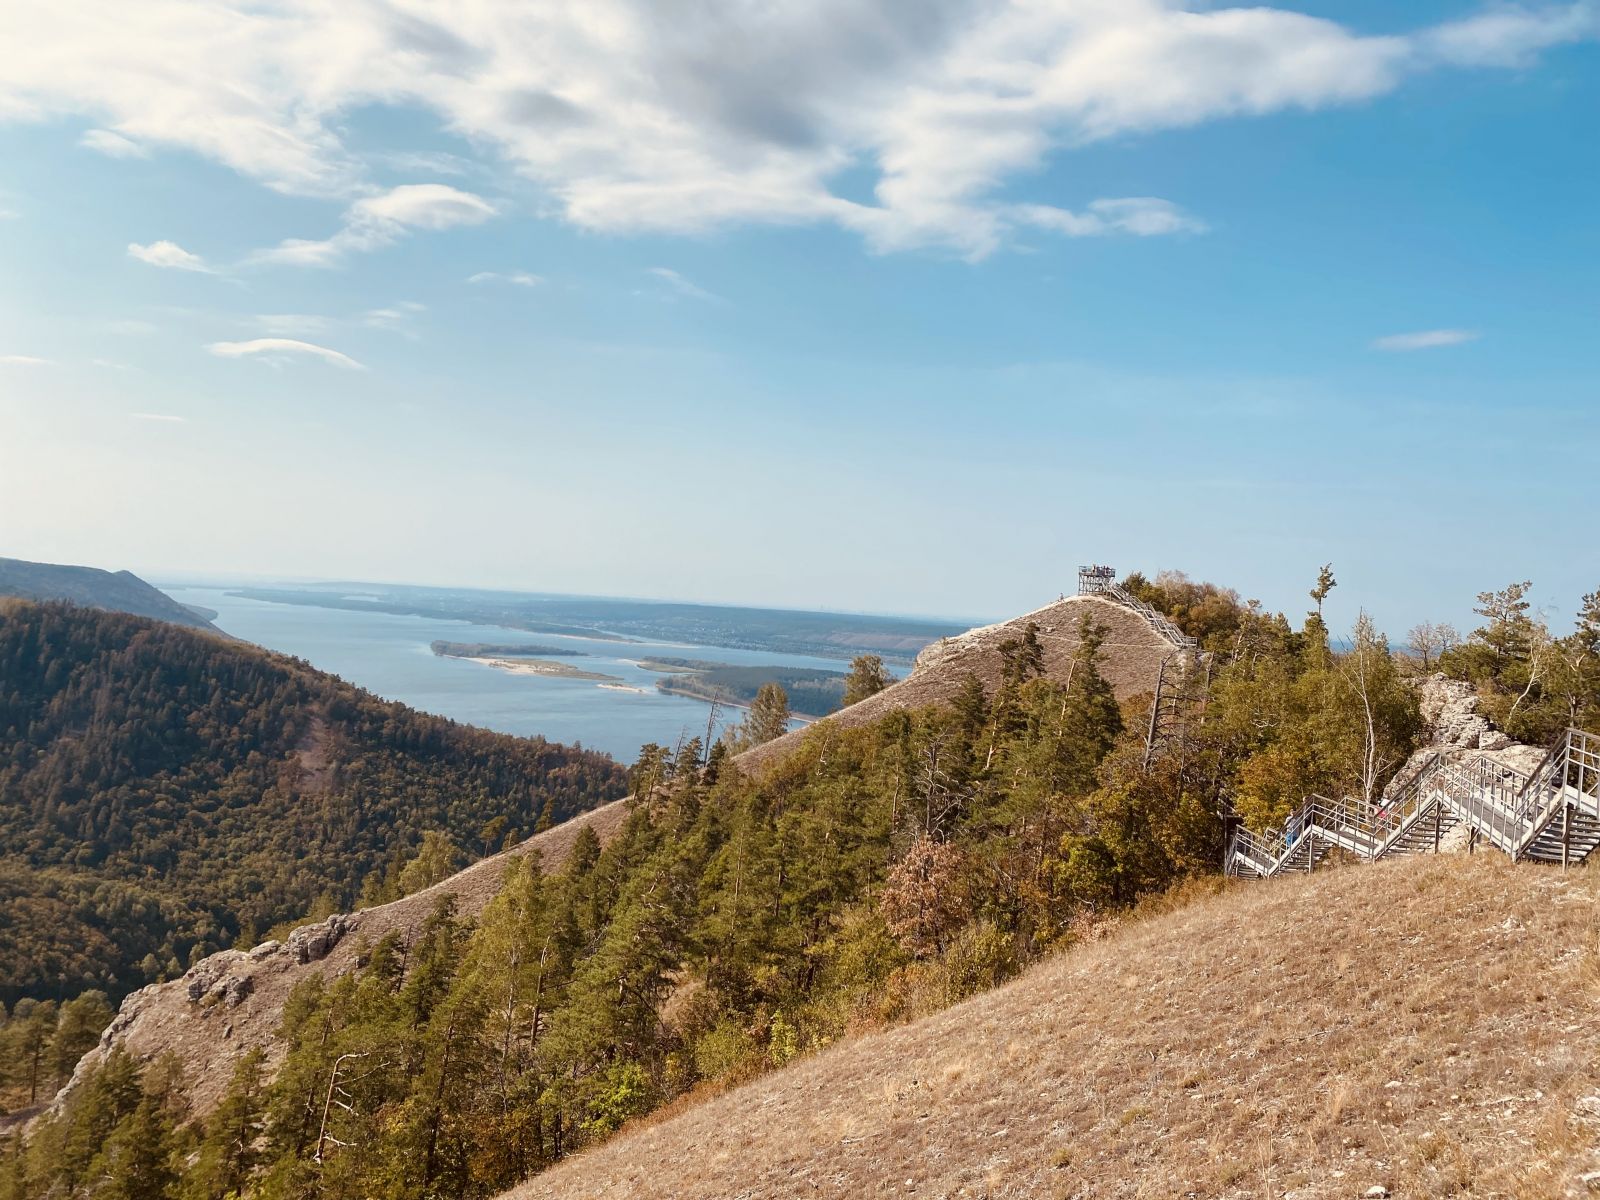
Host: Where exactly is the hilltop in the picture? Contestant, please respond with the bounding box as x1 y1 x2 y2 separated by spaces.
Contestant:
738 593 1180 770
0 602 624 1013
510 853 1600 1199
0 556 222 633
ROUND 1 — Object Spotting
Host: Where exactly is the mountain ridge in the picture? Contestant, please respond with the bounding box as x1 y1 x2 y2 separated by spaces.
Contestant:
0 556 224 633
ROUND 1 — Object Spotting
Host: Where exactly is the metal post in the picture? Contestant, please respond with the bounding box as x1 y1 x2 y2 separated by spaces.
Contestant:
1562 803 1571 870
1432 800 1442 855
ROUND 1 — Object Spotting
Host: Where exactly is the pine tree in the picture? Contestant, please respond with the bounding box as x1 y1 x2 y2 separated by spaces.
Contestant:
842 655 890 706
91 1092 178 1200
1059 614 1123 794
50 990 112 1089
187 1048 267 1200
747 683 791 745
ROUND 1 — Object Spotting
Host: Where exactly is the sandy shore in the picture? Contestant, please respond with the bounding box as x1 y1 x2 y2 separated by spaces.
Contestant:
467 656 621 682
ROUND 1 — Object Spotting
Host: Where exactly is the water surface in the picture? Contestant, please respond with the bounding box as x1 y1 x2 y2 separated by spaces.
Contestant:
170 587 846 762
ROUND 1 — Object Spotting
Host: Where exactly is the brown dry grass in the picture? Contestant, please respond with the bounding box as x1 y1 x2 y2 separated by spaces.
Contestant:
65 798 632 1116
738 596 1178 773
510 854 1600 1199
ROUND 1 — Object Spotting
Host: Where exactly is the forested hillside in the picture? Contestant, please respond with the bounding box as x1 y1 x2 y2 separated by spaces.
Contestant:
0 602 625 1018
9 568 1599 1198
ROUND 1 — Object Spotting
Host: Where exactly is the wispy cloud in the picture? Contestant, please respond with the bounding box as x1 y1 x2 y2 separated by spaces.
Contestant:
253 184 497 267
130 411 185 422
81 128 149 158
254 314 334 336
648 267 719 302
0 208 18 220
1013 198 1209 239
0 354 52 366
207 337 365 369
361 301 426 334
128 240 213 273
1372 329 1481 352
468 270 543 287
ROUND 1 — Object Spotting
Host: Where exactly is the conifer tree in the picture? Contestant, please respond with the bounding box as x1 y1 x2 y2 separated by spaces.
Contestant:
186 1047 267 1200
92 1092 178 1200
842 655 890 706
746 683 791 745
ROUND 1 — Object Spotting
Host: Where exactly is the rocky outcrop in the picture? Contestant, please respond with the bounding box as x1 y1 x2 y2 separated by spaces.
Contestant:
1417 673 1495 749
286 912 355 964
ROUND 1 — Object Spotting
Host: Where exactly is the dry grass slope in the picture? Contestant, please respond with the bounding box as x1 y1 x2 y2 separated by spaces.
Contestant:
738 595 1177 773
61 799 632 1116
511 855 1600 1199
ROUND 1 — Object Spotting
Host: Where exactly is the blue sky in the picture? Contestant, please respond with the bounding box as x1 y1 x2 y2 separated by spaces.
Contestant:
1 0 1596 638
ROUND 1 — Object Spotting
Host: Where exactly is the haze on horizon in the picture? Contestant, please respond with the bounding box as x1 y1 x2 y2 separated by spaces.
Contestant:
2 0 1597 638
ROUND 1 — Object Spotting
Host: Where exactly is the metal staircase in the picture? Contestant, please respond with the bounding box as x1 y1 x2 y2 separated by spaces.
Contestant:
1227 727 1600 878
1076 565 1200 652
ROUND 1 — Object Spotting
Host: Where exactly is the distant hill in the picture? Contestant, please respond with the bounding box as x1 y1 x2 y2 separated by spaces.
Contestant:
510 853 1600 1199
0 556 222 633
0 602 626 1013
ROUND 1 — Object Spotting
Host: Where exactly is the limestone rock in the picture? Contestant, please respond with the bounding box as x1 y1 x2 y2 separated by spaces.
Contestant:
287 912 355 964
1417 673 1493 749
184 950 248 1003
1478 729 1513 752
247 939 282 961
223 974 254 1007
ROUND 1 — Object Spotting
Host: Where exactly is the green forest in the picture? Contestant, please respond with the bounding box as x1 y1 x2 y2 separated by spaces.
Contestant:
4 570 1599 1197
0 602 625 1017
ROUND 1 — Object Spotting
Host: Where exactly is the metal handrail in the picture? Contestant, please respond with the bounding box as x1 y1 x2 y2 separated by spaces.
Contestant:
1227 727 1599 878
1103 583 1200 651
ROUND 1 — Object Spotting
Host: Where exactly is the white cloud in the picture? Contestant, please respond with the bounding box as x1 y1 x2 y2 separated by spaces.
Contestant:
253 183 496 266
468 270 543 287
206 337 365 369
128 240 212 272
130 411 184 421
1421 4 1600 67
1013 198 1208 239
1372 329 1481 352
2 2 1594 256
648 267 718 302
80 128 148 158
0 354 51 365
0 208 18 220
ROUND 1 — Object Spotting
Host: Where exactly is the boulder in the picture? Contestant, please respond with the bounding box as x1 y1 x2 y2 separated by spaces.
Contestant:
287 912 354 964
183 950 247 1003
223 974 254 1007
